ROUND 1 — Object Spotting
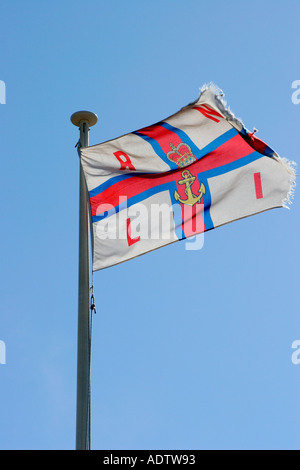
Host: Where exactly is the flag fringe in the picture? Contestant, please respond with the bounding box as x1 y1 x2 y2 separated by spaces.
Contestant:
191 82 297 208
278 157 297 208
189 82 246 132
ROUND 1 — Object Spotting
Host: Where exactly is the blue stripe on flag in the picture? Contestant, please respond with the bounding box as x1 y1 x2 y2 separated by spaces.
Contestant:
132 130 177 170
168 183 184 240
201 150 262 180
91 151 263 229
197 175 214 231
90 127 238 199
91 181 173 223
160 123 237 161
89 173 133 198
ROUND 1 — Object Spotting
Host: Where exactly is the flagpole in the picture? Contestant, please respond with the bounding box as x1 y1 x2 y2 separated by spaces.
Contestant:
71 110 98 450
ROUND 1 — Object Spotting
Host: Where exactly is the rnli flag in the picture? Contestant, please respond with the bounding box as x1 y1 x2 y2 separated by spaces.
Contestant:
79 84 296 271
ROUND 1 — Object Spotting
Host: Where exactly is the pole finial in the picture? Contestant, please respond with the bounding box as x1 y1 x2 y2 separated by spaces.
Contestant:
71 110 98 127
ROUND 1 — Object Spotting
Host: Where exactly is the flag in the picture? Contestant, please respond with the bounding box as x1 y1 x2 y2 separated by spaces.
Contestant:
79 84 296 271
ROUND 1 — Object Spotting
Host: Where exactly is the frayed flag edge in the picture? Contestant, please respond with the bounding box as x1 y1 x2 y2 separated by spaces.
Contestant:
190 82 296 208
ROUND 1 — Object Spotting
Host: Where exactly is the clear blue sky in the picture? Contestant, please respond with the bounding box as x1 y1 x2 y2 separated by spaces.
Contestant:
0 0 299 450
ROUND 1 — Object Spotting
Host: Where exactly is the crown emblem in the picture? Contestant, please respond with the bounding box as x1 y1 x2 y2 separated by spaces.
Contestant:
166 142 196 168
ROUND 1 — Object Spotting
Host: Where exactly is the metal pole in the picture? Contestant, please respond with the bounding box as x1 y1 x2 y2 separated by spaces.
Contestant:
71 111 98 450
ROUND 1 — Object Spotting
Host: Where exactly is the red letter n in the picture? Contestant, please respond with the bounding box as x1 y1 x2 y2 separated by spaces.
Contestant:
114 151 136 171
192 104 223 123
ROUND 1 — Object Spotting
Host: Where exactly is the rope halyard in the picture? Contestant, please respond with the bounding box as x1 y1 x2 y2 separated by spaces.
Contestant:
90 273 97 317
86 274 96 450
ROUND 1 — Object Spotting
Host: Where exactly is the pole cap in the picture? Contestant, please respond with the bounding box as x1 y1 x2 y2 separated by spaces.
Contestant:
70 111 98 127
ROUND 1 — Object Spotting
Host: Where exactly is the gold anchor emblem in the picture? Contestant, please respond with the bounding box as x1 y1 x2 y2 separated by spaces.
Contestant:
174 169 205 206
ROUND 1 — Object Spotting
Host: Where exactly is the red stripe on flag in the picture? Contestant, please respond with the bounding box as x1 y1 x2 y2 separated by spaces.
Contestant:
181 204 205 238
137 124 182 154
193 133 251 173
254 172 263 199
90 134 255 216
242 133 268 155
